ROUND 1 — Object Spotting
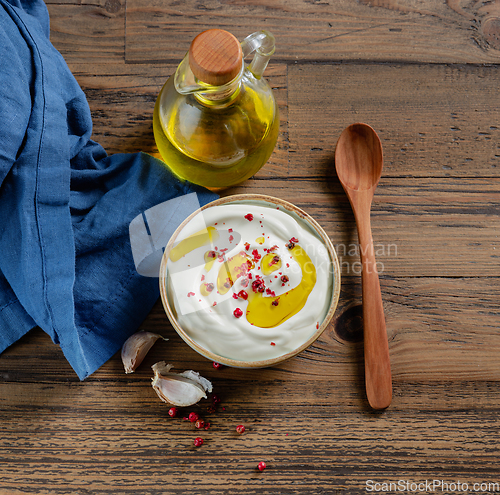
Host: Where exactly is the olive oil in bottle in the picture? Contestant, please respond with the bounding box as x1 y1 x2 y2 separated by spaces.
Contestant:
153 29 279 190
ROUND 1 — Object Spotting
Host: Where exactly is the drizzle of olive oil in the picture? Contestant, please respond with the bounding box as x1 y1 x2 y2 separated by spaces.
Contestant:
260 253 281 276
246 246 316 328
200 283 214 296
169 226 219 262
203 251 217 272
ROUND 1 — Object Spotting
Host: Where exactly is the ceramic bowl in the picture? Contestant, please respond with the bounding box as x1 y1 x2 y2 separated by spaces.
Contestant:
159 194 341 368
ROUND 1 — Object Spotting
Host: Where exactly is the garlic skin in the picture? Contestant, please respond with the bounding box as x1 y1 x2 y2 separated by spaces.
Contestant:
121 330 167 373
151 361 213 407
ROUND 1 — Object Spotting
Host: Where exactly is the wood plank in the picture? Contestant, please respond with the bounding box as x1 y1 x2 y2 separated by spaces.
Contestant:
287 63 500 178
125 0 500 64
46 3 125 64
1 377 500 493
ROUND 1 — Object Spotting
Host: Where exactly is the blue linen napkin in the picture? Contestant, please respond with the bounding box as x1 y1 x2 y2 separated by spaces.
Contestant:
0 0 218 379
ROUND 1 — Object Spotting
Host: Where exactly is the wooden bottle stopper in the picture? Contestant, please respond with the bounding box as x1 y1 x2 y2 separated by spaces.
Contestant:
189 29 243 86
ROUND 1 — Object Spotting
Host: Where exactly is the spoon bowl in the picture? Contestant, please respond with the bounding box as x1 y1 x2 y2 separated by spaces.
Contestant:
335 123 392 410
336 123 383 192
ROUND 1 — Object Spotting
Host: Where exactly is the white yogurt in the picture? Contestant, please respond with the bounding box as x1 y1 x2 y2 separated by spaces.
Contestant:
165 202 334 362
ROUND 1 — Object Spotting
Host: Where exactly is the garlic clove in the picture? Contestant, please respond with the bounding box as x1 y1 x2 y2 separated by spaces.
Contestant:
151 361 213 407
121 330 167 373
179 370 213 394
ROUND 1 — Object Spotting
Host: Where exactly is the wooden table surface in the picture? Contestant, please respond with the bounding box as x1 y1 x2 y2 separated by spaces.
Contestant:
1 1 500 494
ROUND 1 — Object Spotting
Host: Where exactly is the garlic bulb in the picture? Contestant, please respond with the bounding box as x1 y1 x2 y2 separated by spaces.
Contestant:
151 361 213 407
121 330 167 373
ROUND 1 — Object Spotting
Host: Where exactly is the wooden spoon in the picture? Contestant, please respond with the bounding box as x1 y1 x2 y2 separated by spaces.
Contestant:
335 123 392 410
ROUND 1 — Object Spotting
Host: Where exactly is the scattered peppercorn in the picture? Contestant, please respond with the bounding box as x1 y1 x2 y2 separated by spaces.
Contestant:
236 425 246 434
269 255 280 266
168 407 178 418
233 308 243 318
252 278 266 293
188 412 199 423
258 462 266 471
195 419 205 430
194 437 204 447
237 290 248 300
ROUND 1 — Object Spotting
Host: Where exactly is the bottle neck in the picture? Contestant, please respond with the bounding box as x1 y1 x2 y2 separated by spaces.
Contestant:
175 53 244 107
194 79 242 107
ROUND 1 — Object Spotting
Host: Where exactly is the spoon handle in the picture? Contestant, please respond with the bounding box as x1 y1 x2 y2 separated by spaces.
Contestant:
356 206 392 410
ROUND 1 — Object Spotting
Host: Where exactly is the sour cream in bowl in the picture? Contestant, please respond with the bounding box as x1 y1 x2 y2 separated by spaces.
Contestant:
159 194 341 368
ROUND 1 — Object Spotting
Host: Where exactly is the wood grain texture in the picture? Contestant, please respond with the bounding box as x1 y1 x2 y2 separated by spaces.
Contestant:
125 0 500 64
288 63 500 178
47 3 125 64
1 0 500 493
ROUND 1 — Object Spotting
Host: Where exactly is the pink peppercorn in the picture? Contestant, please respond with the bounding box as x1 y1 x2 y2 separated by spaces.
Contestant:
194 437 204 447
236 425 245 434
188 412 199 423
168 407 178 418
258 462 266 471
237 290 248 300
233 308 243 318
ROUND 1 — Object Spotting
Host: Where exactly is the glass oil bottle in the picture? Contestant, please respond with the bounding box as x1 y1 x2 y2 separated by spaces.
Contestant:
153 29 279 190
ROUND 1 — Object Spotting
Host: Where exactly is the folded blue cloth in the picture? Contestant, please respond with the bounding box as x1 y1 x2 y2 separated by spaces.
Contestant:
0 0 218 379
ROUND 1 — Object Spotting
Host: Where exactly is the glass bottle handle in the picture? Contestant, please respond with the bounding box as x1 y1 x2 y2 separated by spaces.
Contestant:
240 31 275 79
